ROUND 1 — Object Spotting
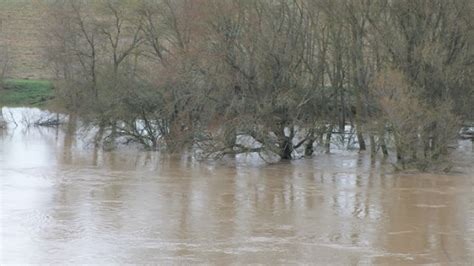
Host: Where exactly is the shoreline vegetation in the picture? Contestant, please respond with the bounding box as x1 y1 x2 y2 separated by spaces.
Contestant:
1 0 473 172
0 77 472 173
0 79 54 107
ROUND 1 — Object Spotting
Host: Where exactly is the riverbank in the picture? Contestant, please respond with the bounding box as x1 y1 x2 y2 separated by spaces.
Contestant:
0 79 54 107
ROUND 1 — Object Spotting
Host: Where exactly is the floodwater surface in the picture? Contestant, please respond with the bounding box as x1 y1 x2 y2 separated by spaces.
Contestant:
1 108 473 264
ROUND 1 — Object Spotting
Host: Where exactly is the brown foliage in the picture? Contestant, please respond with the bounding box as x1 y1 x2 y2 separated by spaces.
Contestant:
41 0 472 168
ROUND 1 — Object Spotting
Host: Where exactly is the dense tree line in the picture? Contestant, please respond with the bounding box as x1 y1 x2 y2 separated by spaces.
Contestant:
44 0 473 169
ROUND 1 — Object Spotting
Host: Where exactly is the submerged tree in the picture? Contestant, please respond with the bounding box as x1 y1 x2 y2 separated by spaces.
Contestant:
43 0 473 169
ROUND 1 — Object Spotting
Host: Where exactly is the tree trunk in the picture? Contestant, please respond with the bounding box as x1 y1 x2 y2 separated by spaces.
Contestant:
325 126 332 154
394 134 404 165
357 130 366 151
109 121 117 150
305 138 315 157
370 135 376 158
339 86 346 134
224 126 237 148
95 120 105 149
380 135 388 158
280 137 293 160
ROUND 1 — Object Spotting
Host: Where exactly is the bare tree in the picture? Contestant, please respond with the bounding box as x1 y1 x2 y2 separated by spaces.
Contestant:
41 0 472 168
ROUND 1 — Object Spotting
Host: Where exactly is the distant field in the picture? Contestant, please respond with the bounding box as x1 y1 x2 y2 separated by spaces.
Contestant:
0 0 53 79
0 79 53 107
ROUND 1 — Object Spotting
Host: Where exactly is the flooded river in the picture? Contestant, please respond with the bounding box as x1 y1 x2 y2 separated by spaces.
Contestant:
1 108 473 264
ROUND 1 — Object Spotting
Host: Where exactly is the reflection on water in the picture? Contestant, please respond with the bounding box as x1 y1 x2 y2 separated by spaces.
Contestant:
1 108 473 264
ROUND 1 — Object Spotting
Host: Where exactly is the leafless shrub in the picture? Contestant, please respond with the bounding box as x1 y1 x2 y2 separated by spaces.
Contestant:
371 69 459 170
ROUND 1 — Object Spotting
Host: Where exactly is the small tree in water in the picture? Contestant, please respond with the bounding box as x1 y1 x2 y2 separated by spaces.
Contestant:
371 69 459 171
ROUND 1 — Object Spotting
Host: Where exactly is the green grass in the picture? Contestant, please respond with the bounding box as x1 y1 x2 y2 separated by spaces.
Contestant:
0 79 54 107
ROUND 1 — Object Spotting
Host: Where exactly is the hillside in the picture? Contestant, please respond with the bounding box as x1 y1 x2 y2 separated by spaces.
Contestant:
0 0 52 79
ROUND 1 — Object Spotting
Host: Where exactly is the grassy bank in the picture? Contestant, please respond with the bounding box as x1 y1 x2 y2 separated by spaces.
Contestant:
0 79 54 107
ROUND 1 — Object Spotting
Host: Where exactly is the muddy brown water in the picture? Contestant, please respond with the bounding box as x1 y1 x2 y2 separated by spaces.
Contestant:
1 108 473 264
